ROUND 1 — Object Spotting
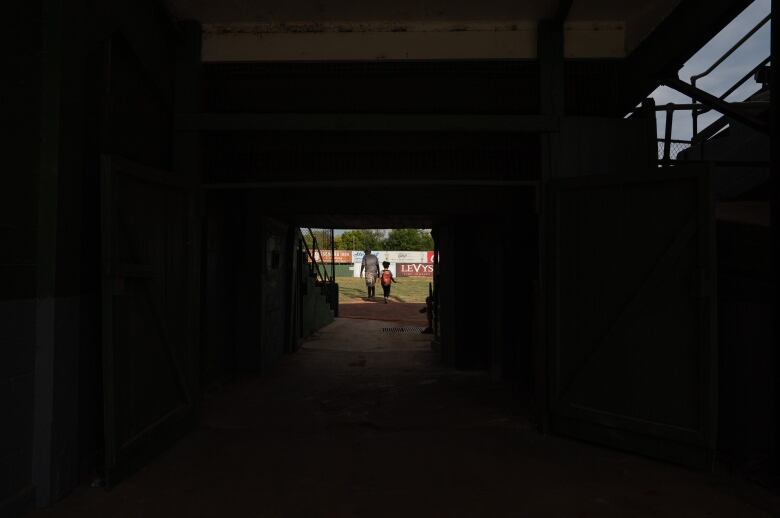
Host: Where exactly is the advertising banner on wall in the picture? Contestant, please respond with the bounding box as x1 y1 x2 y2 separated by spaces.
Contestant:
351 251 434 264
397 263 434 277
322 250 352 264
351 250 367 263
308 250 353 263
381 251 429 264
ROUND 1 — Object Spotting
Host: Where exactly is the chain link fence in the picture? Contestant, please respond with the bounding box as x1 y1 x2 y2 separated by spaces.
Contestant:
657 139 692 161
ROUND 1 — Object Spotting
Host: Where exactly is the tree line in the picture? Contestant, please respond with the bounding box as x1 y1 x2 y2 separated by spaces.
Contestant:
304 229 434 251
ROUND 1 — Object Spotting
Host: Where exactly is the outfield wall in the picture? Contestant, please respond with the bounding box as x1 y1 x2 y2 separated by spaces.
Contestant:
334 264 354 277
319 250 435 277
349 262 435 278
309 251 433 265
351 251 431 264
352 262 396 278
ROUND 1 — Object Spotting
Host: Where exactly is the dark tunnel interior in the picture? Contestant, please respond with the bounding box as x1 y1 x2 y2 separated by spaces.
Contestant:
3 0 780 516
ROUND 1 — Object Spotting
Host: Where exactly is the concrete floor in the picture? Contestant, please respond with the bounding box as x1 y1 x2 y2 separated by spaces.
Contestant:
32 318 780 517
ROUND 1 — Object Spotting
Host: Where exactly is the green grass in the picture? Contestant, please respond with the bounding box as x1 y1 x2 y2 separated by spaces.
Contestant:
337 276 432 303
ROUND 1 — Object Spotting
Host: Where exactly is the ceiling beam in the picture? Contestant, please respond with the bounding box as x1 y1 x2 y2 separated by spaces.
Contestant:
204 180 539 190
176 113 560 133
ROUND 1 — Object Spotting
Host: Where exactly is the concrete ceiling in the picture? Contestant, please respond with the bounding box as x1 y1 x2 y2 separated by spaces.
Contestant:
166 0 682 61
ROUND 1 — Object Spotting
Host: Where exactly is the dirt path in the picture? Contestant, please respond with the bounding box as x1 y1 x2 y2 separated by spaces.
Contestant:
339 301 428 325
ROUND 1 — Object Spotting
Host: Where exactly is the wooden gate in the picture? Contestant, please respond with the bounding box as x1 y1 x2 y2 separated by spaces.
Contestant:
547 169 716 466
101 155 199 486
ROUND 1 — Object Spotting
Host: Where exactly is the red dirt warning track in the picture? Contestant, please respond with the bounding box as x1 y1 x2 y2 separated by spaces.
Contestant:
338 301 428 325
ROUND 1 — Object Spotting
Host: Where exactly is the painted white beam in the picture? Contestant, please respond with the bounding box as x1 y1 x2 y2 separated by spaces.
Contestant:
200 21 628 61
202 25 538 61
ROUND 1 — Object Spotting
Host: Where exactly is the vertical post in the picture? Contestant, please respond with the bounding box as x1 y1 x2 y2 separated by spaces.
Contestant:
330 228 335 283
538 20 565 121
536 17 565 431
431 226 443 354
771 0 779 478
640 98 658 165
432 229 439 341
664 104 675 162
312 234 319 281
33 0 64 506
691 78 699 139
174 19 203 410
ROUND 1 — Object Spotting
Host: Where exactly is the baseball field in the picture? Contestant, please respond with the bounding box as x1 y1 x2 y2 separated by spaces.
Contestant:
337 276 432 304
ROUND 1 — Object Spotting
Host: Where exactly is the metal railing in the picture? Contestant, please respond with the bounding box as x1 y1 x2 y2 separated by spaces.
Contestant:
650 7 771 164
656 102 695 162
689 13 770 138
300 228 335 285
653 102 768 165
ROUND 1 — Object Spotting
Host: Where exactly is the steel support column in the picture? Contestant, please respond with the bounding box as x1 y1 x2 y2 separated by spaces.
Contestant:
771 0 779 479
536 17 565 431
538 21 565 120
173 20 203 409
33 0 63 507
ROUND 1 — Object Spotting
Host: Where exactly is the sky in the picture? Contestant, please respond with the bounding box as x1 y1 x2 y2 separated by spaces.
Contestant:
650 0 771 141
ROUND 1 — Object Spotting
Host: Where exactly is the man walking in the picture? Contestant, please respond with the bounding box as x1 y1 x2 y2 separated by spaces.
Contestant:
360 249 380 298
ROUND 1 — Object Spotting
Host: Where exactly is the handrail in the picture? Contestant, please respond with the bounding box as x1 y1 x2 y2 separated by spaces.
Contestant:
300 232 322 282
719 56 771 101
308 228 333 284
690 14 770 85
301 228 335 285
690 13 771 137
657 138 693 144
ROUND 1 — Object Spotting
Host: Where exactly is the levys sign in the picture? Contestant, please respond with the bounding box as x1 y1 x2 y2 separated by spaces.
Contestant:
397 263 434 277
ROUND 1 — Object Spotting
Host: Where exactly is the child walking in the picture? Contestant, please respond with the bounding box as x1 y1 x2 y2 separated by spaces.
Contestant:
380 261 397 304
